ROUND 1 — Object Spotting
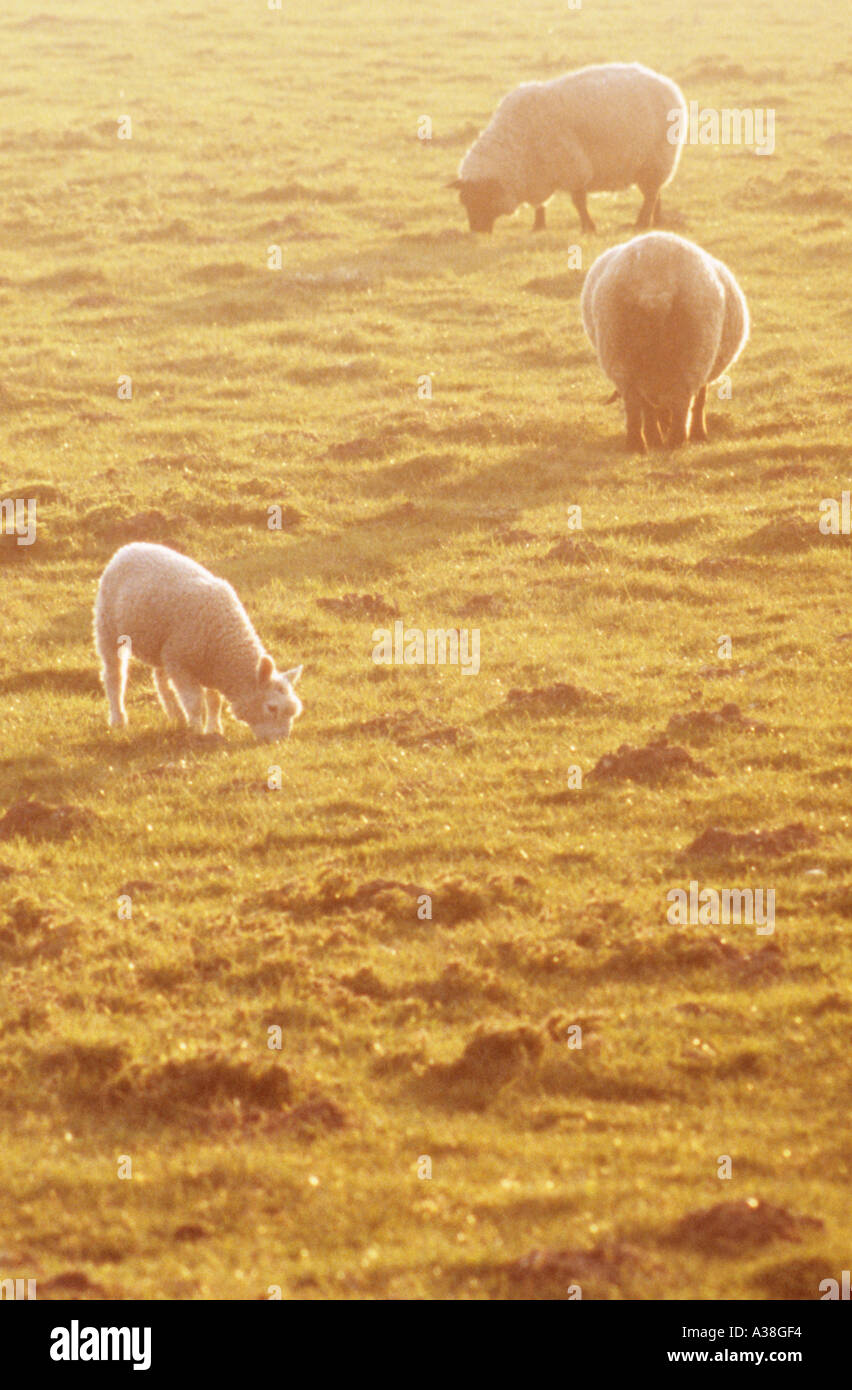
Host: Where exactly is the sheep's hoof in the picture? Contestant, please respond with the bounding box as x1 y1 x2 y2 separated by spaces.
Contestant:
626 435 647 455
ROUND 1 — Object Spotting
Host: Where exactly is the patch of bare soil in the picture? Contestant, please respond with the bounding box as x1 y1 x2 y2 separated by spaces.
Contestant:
668 1200 822 1254
589 738 715 784
0 798 91 842
682 822 817 859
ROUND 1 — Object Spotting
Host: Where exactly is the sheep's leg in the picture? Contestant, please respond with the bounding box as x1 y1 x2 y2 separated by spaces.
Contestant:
101 642 128 728
204 689 224 735
653 195 664 227
642 402 665 448
152 667 184 723
165 667 205 733
690 384 708 441
636 187 660 230
624 392 647 453
666 397 692 448
570 189 596 234
533 205 546 231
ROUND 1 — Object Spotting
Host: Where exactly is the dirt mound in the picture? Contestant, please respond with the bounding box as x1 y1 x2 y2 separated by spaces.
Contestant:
342 959 504 1007
460 592 505 618
754 1256 837 1300
502 1241 650 1299
39 1270 111 1300
589 738 715 784
79 506 183 547
669 1200 822 1254
505 682 605 714
110 1054 292 1119
416 1025 543 1108
317 592 398 619
0 798 91 842
666 703 767 739
258 873 505 927
0 896 79 964
277 1094 347 1135
683 822 817 859
545 536 607 565
738 515 819 555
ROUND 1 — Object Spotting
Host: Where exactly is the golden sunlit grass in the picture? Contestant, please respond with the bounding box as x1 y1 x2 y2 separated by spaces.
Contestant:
0 0 849 1299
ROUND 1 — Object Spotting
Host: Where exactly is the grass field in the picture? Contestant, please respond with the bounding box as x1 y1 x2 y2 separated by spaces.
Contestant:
0 0 850 1301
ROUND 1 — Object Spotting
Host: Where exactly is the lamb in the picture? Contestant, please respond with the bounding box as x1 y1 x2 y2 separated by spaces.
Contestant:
94 542 303 741
449 62 686 234
580 231 749 451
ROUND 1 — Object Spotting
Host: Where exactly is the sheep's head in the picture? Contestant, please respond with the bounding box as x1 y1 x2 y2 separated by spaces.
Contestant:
448 176 511 233
237 655 303 742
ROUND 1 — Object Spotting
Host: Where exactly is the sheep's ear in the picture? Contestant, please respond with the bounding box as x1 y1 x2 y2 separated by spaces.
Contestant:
257 654 275 684
446 177 463 190
282 665 303 687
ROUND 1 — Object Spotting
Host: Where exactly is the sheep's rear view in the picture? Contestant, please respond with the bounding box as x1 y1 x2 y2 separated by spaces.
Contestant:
581 232 749 451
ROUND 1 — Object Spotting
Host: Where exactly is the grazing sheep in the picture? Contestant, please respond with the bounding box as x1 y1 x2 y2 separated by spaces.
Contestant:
94 542 303 741
581 231 749 451
449 62 686 233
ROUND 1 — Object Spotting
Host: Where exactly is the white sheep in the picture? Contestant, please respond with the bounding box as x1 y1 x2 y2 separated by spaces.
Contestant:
581 231 749 450
449 62 686 233
94 542 303 741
